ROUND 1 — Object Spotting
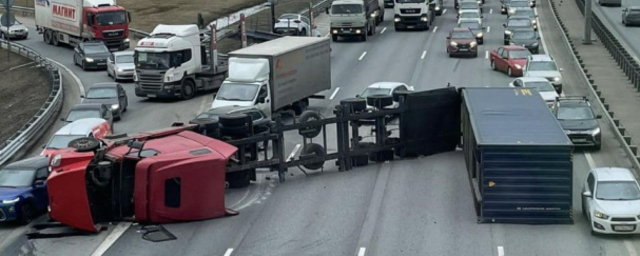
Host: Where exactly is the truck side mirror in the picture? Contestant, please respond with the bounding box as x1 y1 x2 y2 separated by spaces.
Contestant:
60 117 65 122
127 11 132 22
326 7 329 14
87 13 94 26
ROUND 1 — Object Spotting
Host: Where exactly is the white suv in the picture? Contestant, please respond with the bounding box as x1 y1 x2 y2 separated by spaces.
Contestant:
523 54 563 94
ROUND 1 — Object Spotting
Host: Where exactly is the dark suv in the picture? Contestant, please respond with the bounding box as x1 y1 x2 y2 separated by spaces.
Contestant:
552 97 602 150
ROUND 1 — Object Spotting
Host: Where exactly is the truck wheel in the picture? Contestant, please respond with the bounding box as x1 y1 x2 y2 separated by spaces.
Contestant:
293 100 308 115
52 32 60 46
300 143 326 170
298 110 322 139
228 170 251 188
181 79 196 100
68 137 101 152
362 33 367 42
332 34 338 42
43 29 53 44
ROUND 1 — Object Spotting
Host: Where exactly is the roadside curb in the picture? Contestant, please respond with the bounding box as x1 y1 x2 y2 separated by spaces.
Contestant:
547 0 640 174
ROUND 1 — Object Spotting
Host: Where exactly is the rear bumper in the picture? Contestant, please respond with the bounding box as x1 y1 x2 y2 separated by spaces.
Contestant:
330 27 366 37
566 133 600 147
623 19 640 25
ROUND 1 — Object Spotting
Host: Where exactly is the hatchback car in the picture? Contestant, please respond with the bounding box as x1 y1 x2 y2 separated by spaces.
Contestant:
274 13 313 36
74 41 111 71
508 77 559 107
507 0 532 16
523 54 564 93
62 103 114 131
622 7 640 26
512 9 538 30
42 118 112 157
489 46 532 76
0 156 49 224
553 97 602 149
582 167 640 235
107 51 135 81
509 28 540 53
504 17 534 45
0 15 28 40
447 28 479 57
81 83 128 120
458 9 484 28
458 20 484 44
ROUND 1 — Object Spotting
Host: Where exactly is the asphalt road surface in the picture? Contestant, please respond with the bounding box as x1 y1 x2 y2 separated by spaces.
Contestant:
1 0 640 255
591 0 640 63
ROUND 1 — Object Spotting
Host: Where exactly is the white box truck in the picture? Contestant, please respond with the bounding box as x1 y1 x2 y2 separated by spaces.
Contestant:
211 36 331 117
34 0 131 51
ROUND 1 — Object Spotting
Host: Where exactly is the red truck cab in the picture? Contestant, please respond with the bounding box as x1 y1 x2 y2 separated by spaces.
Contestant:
82 2 131 51
47 125 238 232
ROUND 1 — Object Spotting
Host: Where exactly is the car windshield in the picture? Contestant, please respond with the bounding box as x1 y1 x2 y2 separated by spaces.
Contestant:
0 169 35 187
528 61 558 71
66 109 102 121
524 82 555 92
46 135 85 149
515 10 535 17
397 0 426 3
216 83 259 101
556 106 595 120
116 55 134 63
331 4 363 14
508 50 531 59
451 30 474 39
512 31 536 39
510 1 530 7
135 51 171 70
84 45 109 55
596 181 640 200
460 2 478 8
86 88 117 99
96 11 127 26
460 12 480 19
459 22 481 29
361 88 391 98
508 19 531 26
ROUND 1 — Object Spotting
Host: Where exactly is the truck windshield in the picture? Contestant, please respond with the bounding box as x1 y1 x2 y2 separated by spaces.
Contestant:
47 135 85 149
96 11 127 26
332 4 363 14
135 52 171 70
0 169 35 187
397 0 427 3
217 83 259 101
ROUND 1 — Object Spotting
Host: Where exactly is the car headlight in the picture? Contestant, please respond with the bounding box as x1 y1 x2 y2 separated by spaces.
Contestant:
505 30 512 35
51 154 62 167
356 29 362 34
435 6 441 10
166 74 174 82
532 42 539 47
394 17 401 22
421 17 428 22
470 41 477 47
24 28 29 32
532 19 537 24
124 38 130 43
515 64 522 69
530 1 535 5
332 29 338 34
2 198 20 204
553 76 561 81
85 58 94 62
371 12 377 18
509 9 515 14
111 104 119 110
595 210 609 219
477 32 483 38
478 0 481 3
117 68 124 72
450 41 458 47
589 127 601 135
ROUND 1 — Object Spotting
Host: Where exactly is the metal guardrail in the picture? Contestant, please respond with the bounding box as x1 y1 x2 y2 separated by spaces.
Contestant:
0 40 63 167
299 0 332 19
548 0 640 172
0 4 34 15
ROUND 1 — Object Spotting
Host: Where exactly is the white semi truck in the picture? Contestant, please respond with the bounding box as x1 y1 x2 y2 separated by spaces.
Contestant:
133 24 226 100
393 0 436 31
34 0 131 50
211 36 331 117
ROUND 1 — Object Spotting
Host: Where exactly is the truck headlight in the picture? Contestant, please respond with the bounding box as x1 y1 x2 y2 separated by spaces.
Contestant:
394 17 401 22
356 29 362 34
505 30 512 35
124 38 130 43
515 64 522 70
589 127 601 135
85 58 94 62
553 77 561 81
2 198 20 204
421 17 428 22
435 6 441 10
111 104 119 110
51 154 62 167
595 210 609 219
470 41 477 48
166 74 174 82
450 41 458 47
477 32 483 38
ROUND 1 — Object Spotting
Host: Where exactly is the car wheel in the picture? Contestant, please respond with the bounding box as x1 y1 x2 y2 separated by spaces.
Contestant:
82 61 87 70
181 79 196 100
19 203 35 224
491 60 497 70
0 33 5 40
473 52 478 58
508 67 514 77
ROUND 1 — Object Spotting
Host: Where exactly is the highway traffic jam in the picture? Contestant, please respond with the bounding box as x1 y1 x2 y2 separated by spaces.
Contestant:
2 0 640 254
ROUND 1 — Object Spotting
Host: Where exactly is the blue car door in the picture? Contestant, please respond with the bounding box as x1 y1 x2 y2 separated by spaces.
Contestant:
31 167 49 210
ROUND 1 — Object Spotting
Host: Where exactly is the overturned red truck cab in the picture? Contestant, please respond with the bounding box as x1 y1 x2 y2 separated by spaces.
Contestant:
46 124 238 232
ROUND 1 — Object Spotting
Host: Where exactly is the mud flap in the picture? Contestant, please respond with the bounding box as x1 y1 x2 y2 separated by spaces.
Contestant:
26 221 104 239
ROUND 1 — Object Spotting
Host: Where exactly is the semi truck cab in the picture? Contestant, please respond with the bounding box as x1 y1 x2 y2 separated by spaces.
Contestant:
393 0 434 30
82 3 131 50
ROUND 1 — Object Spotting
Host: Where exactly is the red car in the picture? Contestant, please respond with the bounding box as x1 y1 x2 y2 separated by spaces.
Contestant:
489 46 532 76
446 28 478 58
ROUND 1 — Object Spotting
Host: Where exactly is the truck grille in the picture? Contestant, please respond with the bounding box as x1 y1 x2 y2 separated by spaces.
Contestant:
103 29 124 39
137 71 164 92
104 39 123 49
612 217 636 222
341 23 353 26
400 8 421 14
401 17 421 23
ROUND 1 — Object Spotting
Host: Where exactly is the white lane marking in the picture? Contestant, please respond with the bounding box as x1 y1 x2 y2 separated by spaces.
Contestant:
358 247 366 256
497 246 505 256
487 26 491 33
197 95 209 114
421 50 427 59
624 240 638 256
585 152 597 169
381 27 387 34
90 222 132 256
535 7 548 53
47 58 84 96
287 144 301 162
330 87 341 100
358 51 367 61
224 248 234 256
228 187 252 209
485 51 489 59
443 9 447 14
490 8 493 14
433 26 438 33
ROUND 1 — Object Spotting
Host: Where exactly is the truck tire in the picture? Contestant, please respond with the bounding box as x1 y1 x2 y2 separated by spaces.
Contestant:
181 79 196 100
366 95 393 109
300 143 326 170
227 170 251 188
52 32 60 46
43 29 53 45
298 110 322 139
332 34 338 42
68 137 101 152
340 98 367 113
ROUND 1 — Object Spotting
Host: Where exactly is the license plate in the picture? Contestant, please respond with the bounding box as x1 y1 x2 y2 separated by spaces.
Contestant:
614 225 634 231
97 63 106 65
148 94 156 98
408 26 415 28
572 138 587 142
459 48 469 52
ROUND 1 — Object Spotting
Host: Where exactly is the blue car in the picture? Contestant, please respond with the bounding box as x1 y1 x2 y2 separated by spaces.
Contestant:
0 156 49 224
